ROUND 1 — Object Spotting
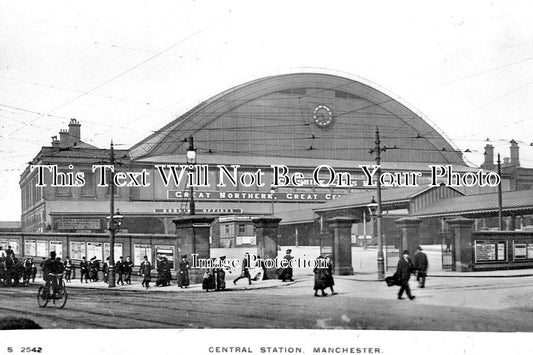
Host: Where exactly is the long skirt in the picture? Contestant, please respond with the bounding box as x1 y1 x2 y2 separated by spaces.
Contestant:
216 270 226 290
178 270 190 287
202 274 216 291
313 270 328 291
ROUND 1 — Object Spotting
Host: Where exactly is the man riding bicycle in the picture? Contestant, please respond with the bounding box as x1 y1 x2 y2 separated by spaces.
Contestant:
41 251 62 299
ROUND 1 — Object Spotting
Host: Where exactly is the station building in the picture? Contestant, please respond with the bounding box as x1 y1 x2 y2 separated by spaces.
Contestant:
15 72 532 268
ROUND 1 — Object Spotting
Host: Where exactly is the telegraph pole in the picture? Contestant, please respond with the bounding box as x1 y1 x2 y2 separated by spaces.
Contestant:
497 153 503 230
108 141 116 288
188 136 196 216
369 127 385 280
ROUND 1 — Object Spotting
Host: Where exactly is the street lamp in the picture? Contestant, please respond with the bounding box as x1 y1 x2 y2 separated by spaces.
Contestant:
106 208 123 288
367 193 385 280
186 136 196 216
368 127 386 281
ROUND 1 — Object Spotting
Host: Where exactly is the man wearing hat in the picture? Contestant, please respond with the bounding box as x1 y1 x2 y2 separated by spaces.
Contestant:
396 250 415 300
413 246 429 288
41 251 61 298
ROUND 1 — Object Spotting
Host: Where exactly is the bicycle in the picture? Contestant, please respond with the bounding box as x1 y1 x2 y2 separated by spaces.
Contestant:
37 273 68 309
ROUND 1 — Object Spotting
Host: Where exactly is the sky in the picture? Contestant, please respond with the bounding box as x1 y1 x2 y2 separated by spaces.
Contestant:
1 0 533 221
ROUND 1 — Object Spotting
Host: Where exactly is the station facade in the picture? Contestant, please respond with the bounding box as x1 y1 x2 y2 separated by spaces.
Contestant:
17 72 532 268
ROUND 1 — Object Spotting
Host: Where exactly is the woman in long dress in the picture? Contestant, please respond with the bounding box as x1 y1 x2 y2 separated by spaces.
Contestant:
202 263 216 292
215 256 227 291
177 255 190 288
313 256 328 297
325 255 337 295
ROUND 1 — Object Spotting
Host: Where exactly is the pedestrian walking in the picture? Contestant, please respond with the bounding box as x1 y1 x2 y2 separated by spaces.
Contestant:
22 258 33 285
413 245 429 288
115 256 125 285
215 256 227 291
124 256 133 285
139 255 152 289
63 257 73 283
279 249 294 282
325 255 337 295
233 252 252 286
88 256 99 282
102 257 110 283
313 256 328 297
396 250 416 300
177 255 190 288
80 256 89 283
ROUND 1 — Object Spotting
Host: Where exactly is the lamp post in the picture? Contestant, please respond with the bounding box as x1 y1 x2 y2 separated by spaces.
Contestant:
106 205 123 287
186 136 196 216
368 126 386 281
367 196 384 279
186 136 197 255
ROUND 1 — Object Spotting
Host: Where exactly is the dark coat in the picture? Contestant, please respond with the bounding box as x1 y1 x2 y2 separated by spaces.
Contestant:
202 268 216 290
413 251 429 274
177 260 190 287
396 257 415 282
313 262 328 291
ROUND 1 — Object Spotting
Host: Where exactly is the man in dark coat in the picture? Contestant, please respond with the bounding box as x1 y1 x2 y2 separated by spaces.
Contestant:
115 256 125 285
396 250 416 300
177 255 190 288
413 246 429 288
80 256 89 283
139 255 152 289
124 256 133 285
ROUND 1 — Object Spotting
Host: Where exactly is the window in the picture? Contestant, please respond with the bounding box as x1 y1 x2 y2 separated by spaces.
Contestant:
225 225 230 235
238 224 246 234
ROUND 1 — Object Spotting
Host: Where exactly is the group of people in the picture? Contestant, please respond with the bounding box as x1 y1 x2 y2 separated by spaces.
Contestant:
0 246 37 287
313 255 336 297
390 246 429 300
77 255 134 285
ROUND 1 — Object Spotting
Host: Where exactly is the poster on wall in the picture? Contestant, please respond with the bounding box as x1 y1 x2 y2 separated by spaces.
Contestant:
0 239 7 252
513 243 527 260
70 241 85 260
104 243 123 260
474 241 496 262
36 240 48 257
49 241 62 259
155 245 175 269
86 242 103 260
25 240 36 256
497 242 506 261
134 244 152 266
527 244 533 259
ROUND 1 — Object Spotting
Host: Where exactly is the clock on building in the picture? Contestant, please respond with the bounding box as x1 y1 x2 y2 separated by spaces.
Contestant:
312 105 333 128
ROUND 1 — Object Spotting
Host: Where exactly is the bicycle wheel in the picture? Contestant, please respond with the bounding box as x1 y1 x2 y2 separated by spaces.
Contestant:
56 280 68 309
37 286 48 308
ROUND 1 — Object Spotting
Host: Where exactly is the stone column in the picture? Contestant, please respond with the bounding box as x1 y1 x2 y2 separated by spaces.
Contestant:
448 217 475 272
252 217 281 279
172 216 214 284
327 217 355 275
394 217 422 258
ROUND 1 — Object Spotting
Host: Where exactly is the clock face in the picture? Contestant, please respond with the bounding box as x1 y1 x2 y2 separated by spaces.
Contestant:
313 105 333 128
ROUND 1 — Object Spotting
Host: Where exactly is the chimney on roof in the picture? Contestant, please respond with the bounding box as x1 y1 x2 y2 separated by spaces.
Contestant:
59 129 70 148
481 144 495 170
68 118 81 145
51 135 59 148
503 157 510 166
510 139 520 167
